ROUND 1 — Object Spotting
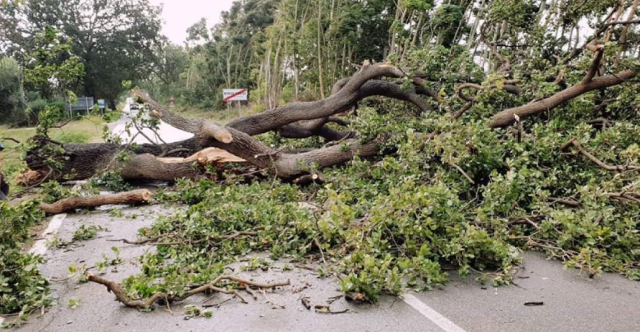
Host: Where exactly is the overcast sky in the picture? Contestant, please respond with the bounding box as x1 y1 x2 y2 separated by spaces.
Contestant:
149 0 236 44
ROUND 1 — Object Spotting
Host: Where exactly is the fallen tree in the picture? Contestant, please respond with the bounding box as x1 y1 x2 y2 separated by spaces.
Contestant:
22 54 638 185
23 62 430 184
3 0 640 320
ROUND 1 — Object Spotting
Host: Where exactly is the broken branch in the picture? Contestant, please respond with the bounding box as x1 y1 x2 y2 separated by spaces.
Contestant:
40 189 152 215
560 139 640 172
88 273 290 310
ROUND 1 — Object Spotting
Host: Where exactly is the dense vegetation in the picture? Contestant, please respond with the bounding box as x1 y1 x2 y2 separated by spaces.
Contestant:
94 0 640 306
1 0 640 320
0 0 162 124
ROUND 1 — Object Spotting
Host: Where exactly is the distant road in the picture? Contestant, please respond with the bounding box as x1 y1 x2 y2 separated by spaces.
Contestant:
110 102 193 145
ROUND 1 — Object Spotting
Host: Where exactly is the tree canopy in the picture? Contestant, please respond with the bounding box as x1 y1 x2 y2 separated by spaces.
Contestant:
0 0 163 107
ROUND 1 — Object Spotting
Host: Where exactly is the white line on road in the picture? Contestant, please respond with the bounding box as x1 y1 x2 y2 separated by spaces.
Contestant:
0 214 66 325
29 213 67 256
402 294 467 332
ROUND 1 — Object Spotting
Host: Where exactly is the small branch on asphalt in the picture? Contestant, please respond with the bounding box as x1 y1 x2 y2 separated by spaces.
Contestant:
88 273 290 310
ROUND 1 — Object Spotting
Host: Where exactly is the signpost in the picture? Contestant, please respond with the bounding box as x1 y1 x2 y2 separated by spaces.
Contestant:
223 89 248 118
223 89 248 102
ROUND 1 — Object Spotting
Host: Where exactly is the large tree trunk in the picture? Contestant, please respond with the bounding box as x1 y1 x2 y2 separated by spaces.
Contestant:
25 62 422 183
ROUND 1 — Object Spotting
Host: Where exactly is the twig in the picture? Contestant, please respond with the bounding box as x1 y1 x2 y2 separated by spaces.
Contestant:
202 297 232 308
245 285 258 301
603 19 640 27
452 102 473 119
1 137 21 144
107 235 163 245
548 197 582 207
88 273 289 309
561 139 640 172
450 163 475 184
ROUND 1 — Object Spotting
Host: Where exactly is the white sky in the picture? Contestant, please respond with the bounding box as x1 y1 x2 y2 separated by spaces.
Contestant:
150 0 236 44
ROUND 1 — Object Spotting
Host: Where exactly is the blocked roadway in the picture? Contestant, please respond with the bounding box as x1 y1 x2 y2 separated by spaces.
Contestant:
7 206 640 332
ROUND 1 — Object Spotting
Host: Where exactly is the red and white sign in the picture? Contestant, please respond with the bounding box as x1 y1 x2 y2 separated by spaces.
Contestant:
223 89 248 102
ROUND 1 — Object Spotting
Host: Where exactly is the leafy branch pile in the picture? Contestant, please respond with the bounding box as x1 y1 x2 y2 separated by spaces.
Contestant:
120 104 639 303
0 202 50 324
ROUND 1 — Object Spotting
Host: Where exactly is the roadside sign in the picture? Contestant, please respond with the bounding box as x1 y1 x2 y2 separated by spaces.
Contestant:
223 89 248 102
97 99 106 108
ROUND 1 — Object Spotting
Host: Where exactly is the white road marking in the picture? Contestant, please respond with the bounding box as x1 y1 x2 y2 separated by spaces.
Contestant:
29 214 67 256
0 214 67 325
402 293 467 332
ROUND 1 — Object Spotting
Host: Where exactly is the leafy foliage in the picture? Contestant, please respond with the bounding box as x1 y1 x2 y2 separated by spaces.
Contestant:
0 201 50 322
0 57 26 124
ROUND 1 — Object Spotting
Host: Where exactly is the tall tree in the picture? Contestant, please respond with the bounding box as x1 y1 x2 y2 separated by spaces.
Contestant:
1 0 163 107
0 57 26 124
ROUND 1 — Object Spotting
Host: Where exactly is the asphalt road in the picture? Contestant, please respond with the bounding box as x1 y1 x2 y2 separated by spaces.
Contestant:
109 103 193 145
6 205 640 332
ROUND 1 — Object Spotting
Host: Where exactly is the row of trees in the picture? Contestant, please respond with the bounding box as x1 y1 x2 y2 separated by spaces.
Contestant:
144 0 640 112
5 0 640 125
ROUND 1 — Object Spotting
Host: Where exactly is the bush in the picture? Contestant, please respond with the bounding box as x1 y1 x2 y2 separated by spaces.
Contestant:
0 201 50 322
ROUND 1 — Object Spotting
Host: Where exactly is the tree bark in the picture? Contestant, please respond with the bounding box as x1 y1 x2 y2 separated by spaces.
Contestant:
490 70 637 128
40 189 152 215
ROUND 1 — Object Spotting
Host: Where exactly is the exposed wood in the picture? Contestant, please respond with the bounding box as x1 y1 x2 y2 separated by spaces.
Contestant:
40 189 152 215
157 147 245 164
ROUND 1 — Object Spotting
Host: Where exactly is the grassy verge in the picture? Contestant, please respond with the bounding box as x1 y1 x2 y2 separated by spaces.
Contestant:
0 116 107 190
173 104 262 125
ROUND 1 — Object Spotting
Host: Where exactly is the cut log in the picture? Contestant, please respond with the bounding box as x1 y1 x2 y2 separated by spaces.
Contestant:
40 189 152 215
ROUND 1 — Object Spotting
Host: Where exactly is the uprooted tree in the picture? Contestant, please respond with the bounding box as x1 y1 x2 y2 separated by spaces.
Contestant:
4 0 640 317
22 49 638 184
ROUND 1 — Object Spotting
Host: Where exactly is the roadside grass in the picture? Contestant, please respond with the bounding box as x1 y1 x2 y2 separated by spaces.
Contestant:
0 116 106 191
175 104 262 124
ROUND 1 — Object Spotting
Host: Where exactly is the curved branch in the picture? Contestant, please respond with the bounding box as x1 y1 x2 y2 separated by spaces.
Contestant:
88 273 290 310
277 79 430 141
227 62 405 136
490 69 637 128
560 139 640 172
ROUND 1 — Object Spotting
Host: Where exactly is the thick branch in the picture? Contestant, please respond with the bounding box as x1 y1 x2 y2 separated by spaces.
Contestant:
227 62 405 136
132 89 233 143
490 70 637 128
278 79 430 140
40 189 152 215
